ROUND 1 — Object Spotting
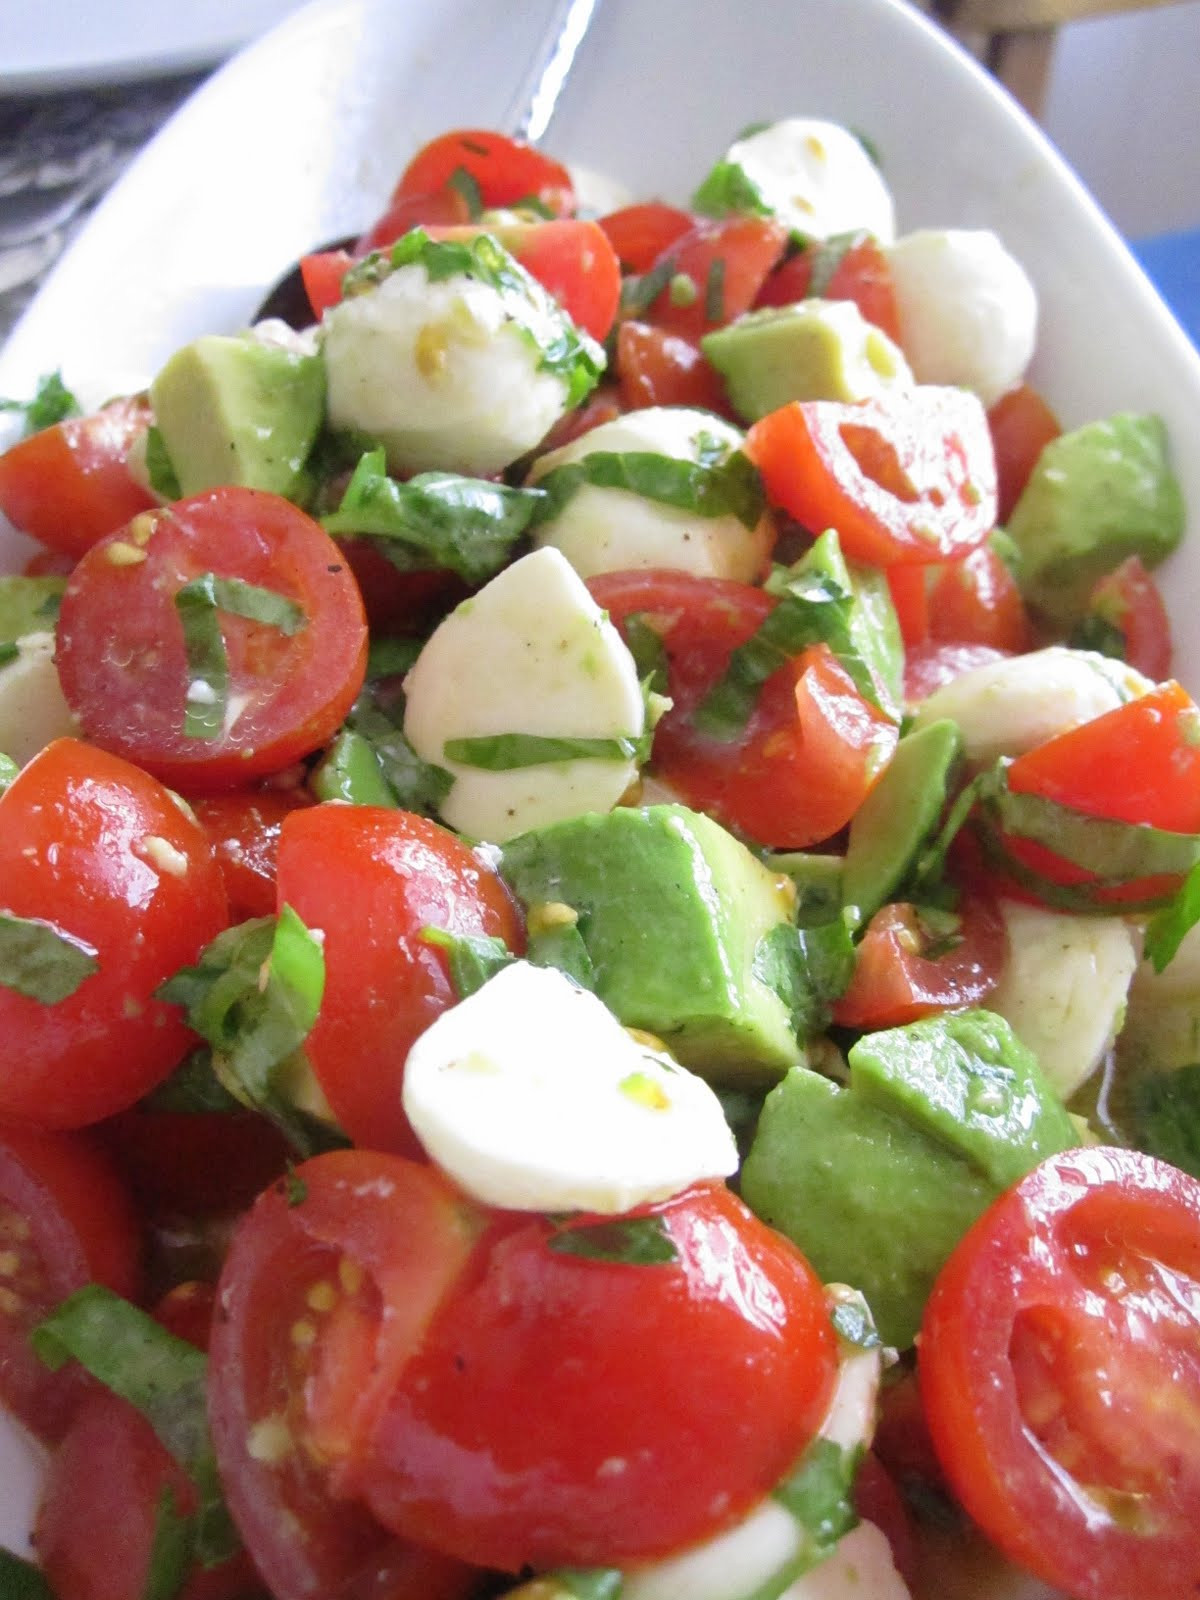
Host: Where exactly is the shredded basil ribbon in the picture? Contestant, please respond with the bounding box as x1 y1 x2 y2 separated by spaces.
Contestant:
0 1550 57 1600
32 1286 238 1568
619 252 678 319
314 684 453 812
175 572 306 741
691 159 770 220
322 448 543 584
545 1213 679 1264
770 1436 863 1579
341 228 605 408
752 918 855 1042
144 425 182 500
0 912 99 1004
443 732 648 771
0 369 80 436
532 443 765 533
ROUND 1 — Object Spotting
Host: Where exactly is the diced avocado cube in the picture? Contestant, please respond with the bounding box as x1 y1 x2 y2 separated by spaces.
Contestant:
499 804 803 1085
740 1010 1077 1346
150 331 326 499
1006 412 1184 626
0 575 66 645
702 299 912 422
842 719 963 921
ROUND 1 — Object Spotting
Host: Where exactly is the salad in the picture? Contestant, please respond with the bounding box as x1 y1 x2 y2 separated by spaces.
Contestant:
0 104 1197 1600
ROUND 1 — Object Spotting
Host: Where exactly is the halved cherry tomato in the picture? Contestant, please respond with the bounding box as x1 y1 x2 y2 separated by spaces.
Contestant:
0 1125 141 1441
831 896 1007 1030
356 186 474 254
534 386 624 455
598 201 695 272
986 381 1060 524
361 1183 838 1572
208 1152 486 1600
190 788 315 920
275 806 524 1156
0 395 155 561
100 1105 290 1217
886 563 930 649
590 571 896 849
1074 554 1173 682
391 128 575 217
746 387 998 566
755 233 902 342
56 487 368 790
927 543 1032 653
615 320 731 413
36 1389 261 1600
0 738 229 1129
1007 680 1200 834
903 641 1011 704
641 214 789 340
300 249 356 319
920 1146 1200 1599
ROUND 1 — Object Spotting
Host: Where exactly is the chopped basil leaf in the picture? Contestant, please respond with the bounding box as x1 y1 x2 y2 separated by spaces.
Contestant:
443 732 647 770
144 425 182 500
527 918 597 991
618 252 678 318
691 159 770 219
367 634 425 680
33 1285 237 1567
752 918 855 1041
532 446 764 531
421 927 514 999
283 1167 308 1206
319 687 454 812
0 641 18 669
773 1436 862 1560
1067 611 1128 663
0 913 99 1004
1124 1064 1200 1180
0 750 19 799
175 573 307 741
157 909 341 1157
704 256 727 324
546 1213 679 1265
622 613 671 697
343 229 605 407
142 1047 244 1114
447 164 484 219
829 1297 882 1350
322 449 543 584
1145 861 1200 973
311 726 402 807
805 231 867 299
0 1550 57 1600
143 1485 194 1600
0 370 81 436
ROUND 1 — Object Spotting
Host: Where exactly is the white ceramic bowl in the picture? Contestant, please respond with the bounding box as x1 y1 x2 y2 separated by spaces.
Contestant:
2 0 1198 1592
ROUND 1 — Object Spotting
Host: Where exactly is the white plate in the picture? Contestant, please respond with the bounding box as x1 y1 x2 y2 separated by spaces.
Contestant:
2 0 1199 1593
0 0 306 93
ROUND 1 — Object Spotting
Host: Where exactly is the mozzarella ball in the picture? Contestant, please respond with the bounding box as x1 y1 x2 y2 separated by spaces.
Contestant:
722 118 896 243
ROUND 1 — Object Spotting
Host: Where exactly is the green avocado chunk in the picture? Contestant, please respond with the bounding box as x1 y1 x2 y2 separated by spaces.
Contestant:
150 332 326 500
842 719 963 921
1006 412 1184 626
498 804 802 1085
0 575 65 645
740 1009 1077 1347
701 299 911 422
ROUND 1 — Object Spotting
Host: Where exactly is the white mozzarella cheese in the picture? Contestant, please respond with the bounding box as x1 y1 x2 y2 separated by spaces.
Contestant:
528 407 772 582
0 633 79 766
402 546 646 842
322 261 575 476
722 119 896 244
778 1521 911 1600
401 960 738 1213
988 899 1139 1097
885 228 1037 407
910 646 1151 764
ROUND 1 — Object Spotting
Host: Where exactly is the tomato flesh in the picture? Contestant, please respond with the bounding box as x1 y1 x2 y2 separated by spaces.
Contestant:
832 897 1007 1030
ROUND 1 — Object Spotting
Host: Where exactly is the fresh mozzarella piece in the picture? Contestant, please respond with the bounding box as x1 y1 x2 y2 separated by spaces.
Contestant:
988 900 1139 1097
322 263 574 476
401 960 738 1213
1132 919 1200 1002
528 407 772 582
722 118 896 243
622 1289 885 1600
403 546 645 841
778 1522 911 1600
885 228 1037 406
0 632 78 765
909 646 1152 764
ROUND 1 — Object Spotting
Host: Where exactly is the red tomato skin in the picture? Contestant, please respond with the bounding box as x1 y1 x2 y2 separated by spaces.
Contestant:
746 389 998 566
0 396 155 560
615 321 732 414
986 381 1061 524
190 788 315 920
392 129 575 217
275 806 524 1155
599 202 695 272
903 642 1012 705
920 1147 1200 1600
56 488 368 790
502 218 621 342
1080 554 1173 682
886 563 930 649
301 249 356 318
0 1124 141 1441
755 235 903 343
927 544 1032 654
0 738 229 1129
356 187 474 254
361 1183 838 1573
831 896 1007 1030
208 1152 486 1600
643 215 789 340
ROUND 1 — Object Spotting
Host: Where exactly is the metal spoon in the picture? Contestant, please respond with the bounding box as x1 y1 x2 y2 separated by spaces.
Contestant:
252 0 603 327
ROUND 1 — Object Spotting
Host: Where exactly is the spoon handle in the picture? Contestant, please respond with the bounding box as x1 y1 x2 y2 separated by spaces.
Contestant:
506 0 603 145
